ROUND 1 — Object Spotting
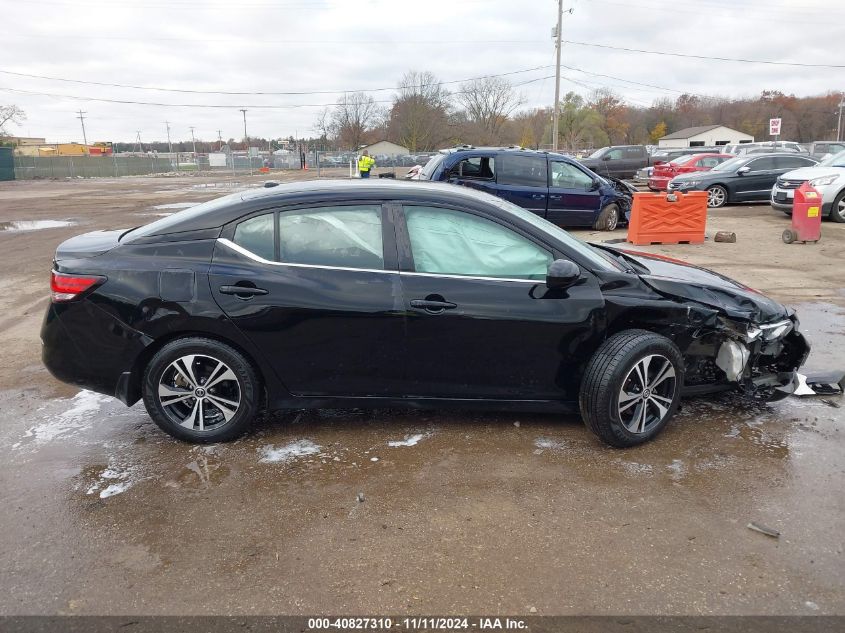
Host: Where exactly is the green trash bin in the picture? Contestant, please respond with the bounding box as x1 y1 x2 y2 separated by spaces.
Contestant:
0 147 14 181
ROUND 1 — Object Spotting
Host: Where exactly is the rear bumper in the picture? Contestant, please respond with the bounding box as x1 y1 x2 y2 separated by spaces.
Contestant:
648 176 670 190
41 299 150 405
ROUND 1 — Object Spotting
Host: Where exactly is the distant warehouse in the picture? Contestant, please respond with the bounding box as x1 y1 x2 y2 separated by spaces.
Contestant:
658 125 753 149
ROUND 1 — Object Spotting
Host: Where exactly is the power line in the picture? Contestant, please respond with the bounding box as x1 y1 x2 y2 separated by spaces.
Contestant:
0 64 554 96
561 40 845 68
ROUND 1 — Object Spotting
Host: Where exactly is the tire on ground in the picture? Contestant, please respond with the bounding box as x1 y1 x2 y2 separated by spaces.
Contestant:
594 203 620 231
579 329 684 448
830 190 845 223
142 337 261 443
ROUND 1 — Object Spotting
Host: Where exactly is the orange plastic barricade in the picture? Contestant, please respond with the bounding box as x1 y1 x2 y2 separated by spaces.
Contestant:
259 167 270 174
626 190 708 245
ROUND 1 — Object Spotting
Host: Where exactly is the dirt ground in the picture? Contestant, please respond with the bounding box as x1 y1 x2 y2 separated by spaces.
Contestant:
0 171 843 616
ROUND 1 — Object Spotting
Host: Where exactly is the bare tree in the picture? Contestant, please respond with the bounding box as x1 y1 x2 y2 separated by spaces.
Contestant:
457 77 521 144
320 92 381 151
0 105 26 138
389 70 451 151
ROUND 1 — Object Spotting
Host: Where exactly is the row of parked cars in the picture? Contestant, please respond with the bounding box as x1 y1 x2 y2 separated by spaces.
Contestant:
408 143 845 229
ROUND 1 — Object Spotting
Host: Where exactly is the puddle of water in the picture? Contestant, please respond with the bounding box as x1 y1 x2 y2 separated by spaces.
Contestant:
533 437 567 451
82 459 141 499
257 439 321 464
0 220 76 232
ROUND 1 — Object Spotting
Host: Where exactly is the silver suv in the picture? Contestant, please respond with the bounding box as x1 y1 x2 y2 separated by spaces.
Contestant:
771 150 845 222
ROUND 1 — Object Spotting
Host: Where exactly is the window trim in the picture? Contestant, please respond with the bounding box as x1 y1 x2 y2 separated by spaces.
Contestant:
394 202 556 283
224 201 398 272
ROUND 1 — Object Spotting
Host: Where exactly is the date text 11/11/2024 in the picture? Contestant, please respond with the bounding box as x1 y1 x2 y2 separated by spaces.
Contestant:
307 617 529 630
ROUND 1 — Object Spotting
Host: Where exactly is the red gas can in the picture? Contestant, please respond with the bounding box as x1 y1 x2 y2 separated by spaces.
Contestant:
783 182 822 244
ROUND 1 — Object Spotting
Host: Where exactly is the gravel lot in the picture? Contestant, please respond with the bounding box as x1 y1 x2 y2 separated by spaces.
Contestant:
1 171 843 615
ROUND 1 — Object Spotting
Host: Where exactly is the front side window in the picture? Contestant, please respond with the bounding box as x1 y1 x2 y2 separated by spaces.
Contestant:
233 213 275 261
278 205 384 270
606 148 625 160
698 156 725 168
404 206 552 280
550 161 594 189
747 157 777 171
497 155 547 187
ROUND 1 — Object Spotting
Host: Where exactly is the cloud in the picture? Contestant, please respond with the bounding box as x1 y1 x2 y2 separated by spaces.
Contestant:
2 0 841 143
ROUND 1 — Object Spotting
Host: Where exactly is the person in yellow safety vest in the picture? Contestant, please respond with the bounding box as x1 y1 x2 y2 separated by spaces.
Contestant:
358 150 376 178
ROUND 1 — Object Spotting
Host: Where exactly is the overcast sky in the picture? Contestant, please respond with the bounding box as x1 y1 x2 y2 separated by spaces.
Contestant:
3 0 843 144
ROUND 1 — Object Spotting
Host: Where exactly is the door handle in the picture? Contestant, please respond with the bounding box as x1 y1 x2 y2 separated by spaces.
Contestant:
549 194 562 200
531 194 545 200
410 299 457 313
219 285 269 297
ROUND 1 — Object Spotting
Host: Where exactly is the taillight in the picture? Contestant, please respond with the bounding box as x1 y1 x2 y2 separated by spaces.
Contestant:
50 271 105 302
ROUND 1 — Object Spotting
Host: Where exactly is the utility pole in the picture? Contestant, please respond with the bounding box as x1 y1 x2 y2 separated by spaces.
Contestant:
165 121 174 168
838 96 845 142
217 129 223 151
189 126 197 157
551 2 573 152
134 130 143 153
240 109 248 148
76 110 88 153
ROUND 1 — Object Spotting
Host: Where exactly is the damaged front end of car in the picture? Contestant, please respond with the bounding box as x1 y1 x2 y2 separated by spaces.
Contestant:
617 254 812 401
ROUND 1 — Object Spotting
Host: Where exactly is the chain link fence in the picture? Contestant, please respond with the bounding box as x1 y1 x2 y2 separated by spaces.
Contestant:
11 150 434 180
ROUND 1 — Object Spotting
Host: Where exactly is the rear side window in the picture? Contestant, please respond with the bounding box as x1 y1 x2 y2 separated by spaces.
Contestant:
278 205 384 270
404 206 552 280
497 155 547 187
234 214 275 261
452 156 495 180
698 156 724 168
776 156 816 170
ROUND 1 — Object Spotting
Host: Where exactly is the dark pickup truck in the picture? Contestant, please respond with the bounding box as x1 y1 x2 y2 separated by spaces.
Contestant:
578 145 650 179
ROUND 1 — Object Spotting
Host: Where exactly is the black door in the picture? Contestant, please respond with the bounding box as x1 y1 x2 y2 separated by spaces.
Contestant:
547 159 602 226
209 204 407 397
395 203 605 401
733 156 781 201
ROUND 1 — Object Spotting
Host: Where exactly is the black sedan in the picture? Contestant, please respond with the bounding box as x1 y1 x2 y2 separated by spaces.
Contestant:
668 152 818 208
41 180 809 447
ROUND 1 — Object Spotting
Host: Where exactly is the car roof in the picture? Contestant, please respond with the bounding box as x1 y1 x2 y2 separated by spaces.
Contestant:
126 179 521 240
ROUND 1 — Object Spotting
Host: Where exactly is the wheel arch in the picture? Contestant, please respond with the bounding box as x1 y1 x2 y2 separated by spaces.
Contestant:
120 329 273 407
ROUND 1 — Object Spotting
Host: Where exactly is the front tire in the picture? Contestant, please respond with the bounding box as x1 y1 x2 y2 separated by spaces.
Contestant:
594 203 620 231
707 185 728 208
142 337 260 443
580 330 684 447
830 190 845 223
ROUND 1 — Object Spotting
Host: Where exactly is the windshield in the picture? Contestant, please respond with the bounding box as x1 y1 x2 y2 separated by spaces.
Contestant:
588 147 609 159
486 197 625 272
819 149 845 167
711 156 747 172
419 153 446 179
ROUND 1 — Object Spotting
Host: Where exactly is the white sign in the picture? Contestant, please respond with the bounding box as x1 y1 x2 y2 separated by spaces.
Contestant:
208 152 227 167
770 118 782 136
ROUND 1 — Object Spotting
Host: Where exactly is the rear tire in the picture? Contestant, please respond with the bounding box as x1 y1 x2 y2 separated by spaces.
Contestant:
142 337 260 443
594 203 620 231
580 330 684 448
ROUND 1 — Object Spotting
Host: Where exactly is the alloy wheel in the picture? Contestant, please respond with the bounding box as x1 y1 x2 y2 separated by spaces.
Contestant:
606 207 619 231
617 354 677 434
837 198 845 221
158 354 242 432
707 186 726 208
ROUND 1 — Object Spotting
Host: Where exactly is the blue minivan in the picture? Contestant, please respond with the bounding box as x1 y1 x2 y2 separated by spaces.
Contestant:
413 147 634 230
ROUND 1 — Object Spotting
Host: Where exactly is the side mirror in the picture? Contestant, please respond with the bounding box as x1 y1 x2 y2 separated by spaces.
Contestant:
588 178 601 191
546 259 581 289
737 166 750 175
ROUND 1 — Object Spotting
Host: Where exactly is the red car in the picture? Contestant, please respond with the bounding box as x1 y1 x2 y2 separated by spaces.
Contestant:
648 153 732 191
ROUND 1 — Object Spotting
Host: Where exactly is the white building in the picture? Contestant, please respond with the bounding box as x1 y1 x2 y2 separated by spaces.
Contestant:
359 140 409 156
658 125 754 149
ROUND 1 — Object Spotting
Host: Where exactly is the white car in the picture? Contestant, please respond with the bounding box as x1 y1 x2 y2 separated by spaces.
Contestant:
771 150 845 222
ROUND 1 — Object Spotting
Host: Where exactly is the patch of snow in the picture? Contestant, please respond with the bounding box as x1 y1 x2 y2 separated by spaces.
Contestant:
150 202 199 210
534 437 567 450
0 220 76 232
86 461 138 499
23 390 110 444
258 439 321 463
388 433 429 447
